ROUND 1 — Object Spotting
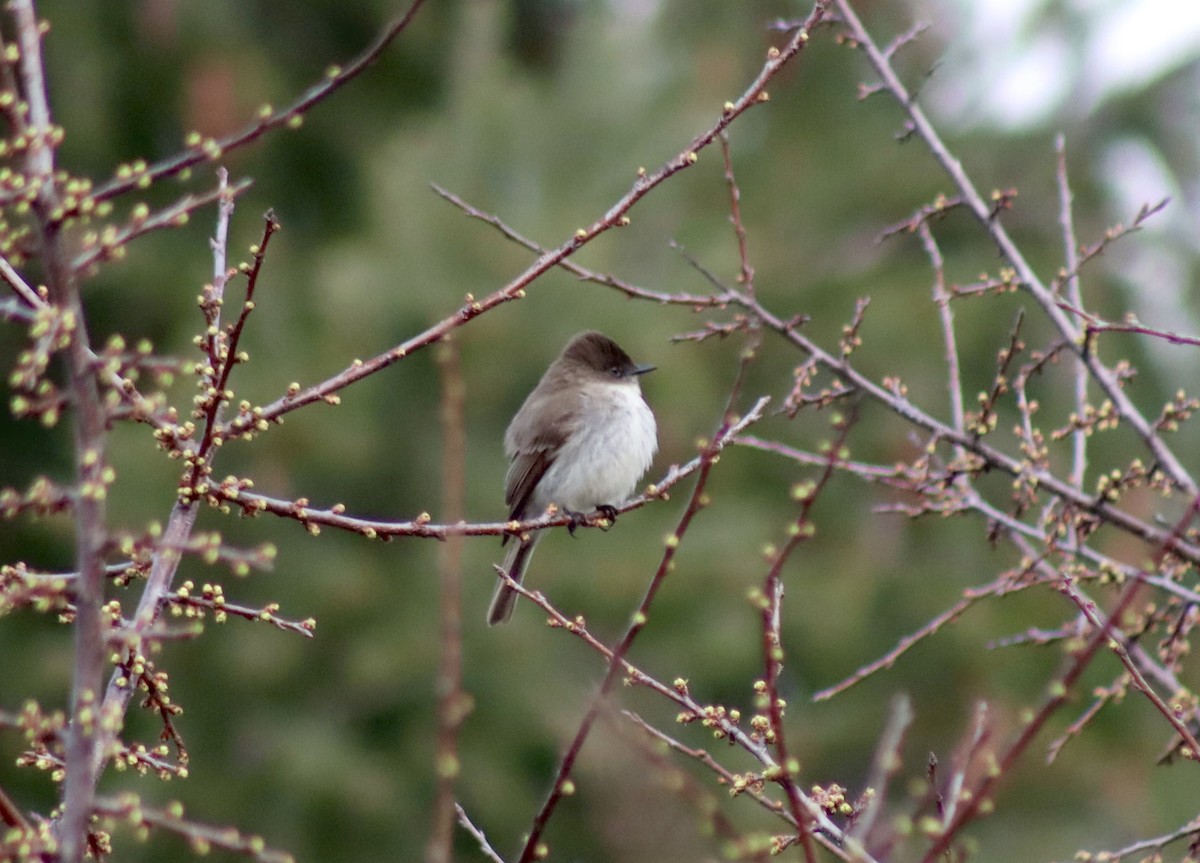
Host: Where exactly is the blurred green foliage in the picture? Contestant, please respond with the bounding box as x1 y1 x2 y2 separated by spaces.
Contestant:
3 1 1200 861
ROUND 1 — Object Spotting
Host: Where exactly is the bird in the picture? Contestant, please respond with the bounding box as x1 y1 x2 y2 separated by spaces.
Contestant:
488 331 658 624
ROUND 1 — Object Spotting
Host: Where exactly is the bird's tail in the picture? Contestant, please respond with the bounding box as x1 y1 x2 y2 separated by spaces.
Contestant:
487 535 539 625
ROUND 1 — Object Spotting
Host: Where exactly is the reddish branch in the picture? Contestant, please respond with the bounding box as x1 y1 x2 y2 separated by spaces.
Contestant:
225 2 830 437
513 347 771 862
756 409 856 861
427 340 468 863
514 408 731 863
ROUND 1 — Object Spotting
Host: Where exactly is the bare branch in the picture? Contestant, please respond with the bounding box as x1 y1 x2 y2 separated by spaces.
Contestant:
834 0 1197 499
85 0 430 211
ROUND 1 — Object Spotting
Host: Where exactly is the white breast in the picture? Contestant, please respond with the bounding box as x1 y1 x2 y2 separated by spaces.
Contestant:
533 381 657 514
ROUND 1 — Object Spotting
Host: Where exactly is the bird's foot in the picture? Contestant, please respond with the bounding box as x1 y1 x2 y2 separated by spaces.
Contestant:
564 506 619 535
595 504 619 530
566 510 587 537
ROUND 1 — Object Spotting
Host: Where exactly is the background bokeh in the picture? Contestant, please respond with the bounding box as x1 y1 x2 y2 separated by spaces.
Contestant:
3 0 1200 860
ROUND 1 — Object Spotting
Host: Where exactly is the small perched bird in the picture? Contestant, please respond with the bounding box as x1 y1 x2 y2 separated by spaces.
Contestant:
488 331 658 625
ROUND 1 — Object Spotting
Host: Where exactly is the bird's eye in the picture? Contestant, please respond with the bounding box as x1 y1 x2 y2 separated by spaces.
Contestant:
610 365 623 377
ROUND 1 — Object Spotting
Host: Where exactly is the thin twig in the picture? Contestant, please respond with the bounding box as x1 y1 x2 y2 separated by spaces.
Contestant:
719 132 755 295
917 222 964 438
1085 814 1200 862
71 179 253 275
1054 135 1088 495
847 694 913 849
620 710 796 831
814 593 979 702
757 408 854 861
225 1 830 438
454 803 506 863
834 0 1197 501
0 250 42 307
938 701 990 830
612 710 772 862
431 184 722 308
1056 300 1200 347
93 794 293 863
85 0 430 210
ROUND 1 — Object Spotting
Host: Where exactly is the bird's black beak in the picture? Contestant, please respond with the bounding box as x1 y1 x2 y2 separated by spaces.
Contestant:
631 363 656 376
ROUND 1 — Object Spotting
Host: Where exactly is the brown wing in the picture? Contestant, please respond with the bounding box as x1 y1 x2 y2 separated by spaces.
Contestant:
504 390 579 522
505 449 554 522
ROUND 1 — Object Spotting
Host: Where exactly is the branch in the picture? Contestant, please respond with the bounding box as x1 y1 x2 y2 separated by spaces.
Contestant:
454 804 505 863
71 179 253 275
7 1 111 857
515 395 769 863
1054 135 1089 494
426 339 468 863
212 400 768 541
84 0 430 211
228 0 829 437
431 183 723 307
834 0 1197 499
